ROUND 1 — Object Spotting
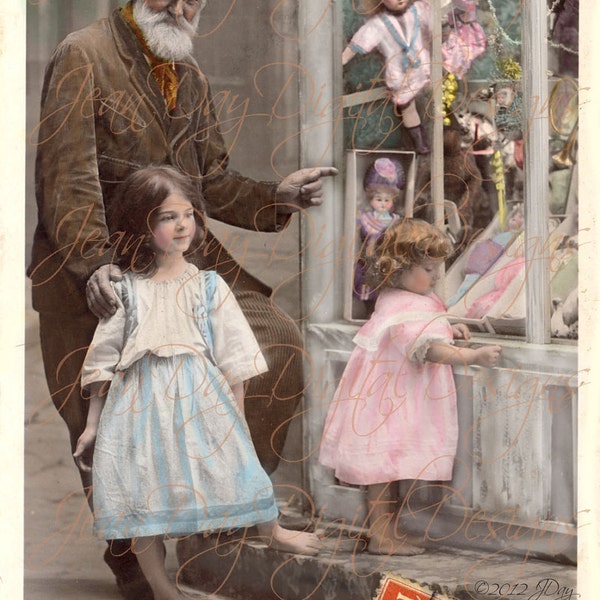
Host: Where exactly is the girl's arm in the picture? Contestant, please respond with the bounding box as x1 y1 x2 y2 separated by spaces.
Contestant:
426 342 502 368
231 381 245 415
73 381 106 472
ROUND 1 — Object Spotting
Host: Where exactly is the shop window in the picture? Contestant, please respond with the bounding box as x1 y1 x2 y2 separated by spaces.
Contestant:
340 0 578 341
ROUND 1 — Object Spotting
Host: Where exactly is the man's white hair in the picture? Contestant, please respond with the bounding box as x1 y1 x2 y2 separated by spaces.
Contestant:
134 0 207 12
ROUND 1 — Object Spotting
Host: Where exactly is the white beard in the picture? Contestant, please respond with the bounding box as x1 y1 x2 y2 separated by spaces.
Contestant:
133 1 201 61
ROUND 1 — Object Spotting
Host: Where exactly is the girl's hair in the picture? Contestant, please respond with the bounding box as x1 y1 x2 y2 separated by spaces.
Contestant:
365 218 451 289
108 165 206 276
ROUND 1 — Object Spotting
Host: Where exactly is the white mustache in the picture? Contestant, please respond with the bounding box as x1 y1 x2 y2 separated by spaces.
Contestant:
161 11 197 36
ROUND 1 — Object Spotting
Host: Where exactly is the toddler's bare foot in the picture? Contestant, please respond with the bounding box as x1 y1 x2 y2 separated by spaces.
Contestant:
261 523 321 556
367 533 425 556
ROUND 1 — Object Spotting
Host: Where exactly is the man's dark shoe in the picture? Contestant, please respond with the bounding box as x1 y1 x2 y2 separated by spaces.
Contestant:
103 544 154 600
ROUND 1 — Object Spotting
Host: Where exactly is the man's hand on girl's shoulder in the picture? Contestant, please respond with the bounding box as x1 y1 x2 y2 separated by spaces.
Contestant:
86 264 123 318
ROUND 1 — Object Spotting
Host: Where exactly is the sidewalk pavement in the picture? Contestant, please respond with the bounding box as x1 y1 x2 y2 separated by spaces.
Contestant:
23 289 577 600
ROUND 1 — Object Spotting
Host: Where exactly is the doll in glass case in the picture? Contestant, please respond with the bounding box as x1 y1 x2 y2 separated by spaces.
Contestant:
342 0 433 154
354 157 405 305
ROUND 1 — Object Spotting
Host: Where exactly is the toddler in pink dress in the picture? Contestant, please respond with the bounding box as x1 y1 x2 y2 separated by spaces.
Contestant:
319 219 501 555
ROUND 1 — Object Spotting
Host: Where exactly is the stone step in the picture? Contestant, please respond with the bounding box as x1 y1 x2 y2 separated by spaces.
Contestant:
176 526 577 600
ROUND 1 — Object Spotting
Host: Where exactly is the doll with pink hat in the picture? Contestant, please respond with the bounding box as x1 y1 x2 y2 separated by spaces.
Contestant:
354 157 404 302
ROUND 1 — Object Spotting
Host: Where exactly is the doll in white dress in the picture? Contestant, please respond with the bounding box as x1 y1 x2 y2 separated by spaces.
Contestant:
344 0 487 154
343 0 433 154
73 165 320 600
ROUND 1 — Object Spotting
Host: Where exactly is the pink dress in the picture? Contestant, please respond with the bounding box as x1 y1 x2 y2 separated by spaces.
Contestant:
465 256 526 319
319 288 458 485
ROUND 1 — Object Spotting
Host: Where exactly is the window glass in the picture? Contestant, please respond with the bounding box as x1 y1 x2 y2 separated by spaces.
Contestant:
341 0 578 341
546 0 579 340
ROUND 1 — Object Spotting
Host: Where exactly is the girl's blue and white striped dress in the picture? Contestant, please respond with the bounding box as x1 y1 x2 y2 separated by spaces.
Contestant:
81 264 279 540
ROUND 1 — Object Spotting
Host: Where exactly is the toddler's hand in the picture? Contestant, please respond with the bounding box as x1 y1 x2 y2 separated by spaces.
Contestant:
452 323 471 340
474 345 502 368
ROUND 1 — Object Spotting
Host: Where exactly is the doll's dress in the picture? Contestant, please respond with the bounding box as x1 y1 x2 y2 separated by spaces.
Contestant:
446 230 517 307
319 288 458 486
348 1 432 106
465 255 526 319
442 1 486 78
357 209 400 239
82 264 278 540
353 210 400 301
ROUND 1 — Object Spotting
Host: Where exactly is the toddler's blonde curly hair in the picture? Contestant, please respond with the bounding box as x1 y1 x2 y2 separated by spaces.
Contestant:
366 218 451 290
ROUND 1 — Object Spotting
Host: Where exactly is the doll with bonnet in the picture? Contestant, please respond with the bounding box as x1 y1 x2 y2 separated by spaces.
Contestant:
354 157 404 302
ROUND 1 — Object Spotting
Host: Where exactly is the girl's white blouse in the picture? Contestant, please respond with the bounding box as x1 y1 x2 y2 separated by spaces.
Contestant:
81 264 268 387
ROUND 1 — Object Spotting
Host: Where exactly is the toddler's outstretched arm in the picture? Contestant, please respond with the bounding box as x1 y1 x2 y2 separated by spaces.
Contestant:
426 343 502 368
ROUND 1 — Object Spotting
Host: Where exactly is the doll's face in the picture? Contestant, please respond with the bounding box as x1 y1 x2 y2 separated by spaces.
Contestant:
495 86 515 108
508 210 524 230
367 188 397 214
382 0 414 13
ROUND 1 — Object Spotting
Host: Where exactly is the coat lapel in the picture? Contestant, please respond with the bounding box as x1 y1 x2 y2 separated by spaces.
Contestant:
166 61 196 148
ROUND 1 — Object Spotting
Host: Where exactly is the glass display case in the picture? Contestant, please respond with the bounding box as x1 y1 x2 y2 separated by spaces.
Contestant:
339 0 579 342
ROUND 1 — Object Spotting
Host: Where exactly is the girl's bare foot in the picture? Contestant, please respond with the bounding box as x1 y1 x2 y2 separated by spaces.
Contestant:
133 537 179 600
259 522 321 556
404 532 426 547
367 533 425 556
